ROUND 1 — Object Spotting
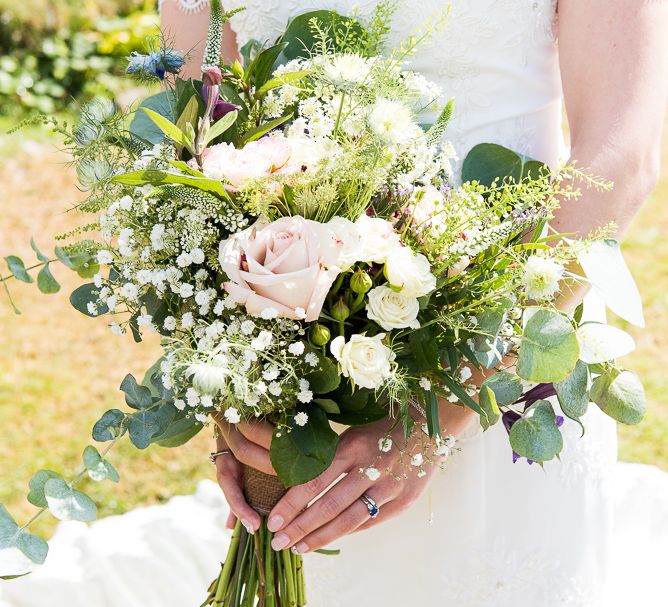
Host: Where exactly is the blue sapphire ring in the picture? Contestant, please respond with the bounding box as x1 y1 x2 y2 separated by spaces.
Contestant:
360 494 380 519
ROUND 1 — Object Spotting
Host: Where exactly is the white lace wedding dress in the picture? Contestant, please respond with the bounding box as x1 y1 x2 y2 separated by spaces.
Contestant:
2 2 667 606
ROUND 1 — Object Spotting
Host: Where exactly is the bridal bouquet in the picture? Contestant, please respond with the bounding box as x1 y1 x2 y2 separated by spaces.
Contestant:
1 2 647 604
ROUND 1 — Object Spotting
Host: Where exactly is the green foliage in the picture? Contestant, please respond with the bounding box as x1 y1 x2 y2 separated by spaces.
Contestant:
591 369 646 425
270 407 339 487
43 477 97 522
0 1 158 116
554 360 590 421
509 400 564 462
462 143 547 187
0 505 49 578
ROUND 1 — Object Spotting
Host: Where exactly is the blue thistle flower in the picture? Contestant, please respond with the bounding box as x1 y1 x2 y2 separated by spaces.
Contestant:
126 49 185 80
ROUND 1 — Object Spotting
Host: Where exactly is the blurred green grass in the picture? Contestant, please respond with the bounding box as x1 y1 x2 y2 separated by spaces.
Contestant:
0 114 666 540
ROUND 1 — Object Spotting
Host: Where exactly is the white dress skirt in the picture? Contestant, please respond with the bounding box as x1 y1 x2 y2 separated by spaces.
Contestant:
3 2 667 606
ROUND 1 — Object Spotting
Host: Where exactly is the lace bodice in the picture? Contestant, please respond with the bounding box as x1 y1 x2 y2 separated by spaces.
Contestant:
164 0 563 169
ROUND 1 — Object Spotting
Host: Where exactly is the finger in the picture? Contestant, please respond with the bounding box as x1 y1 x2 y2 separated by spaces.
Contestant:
269 471 374 550
224 425 275 475
290 487 393 554
225 511 237 530
216 457 262 532
237 420 274 450
267 455 352 532
355 499 408 532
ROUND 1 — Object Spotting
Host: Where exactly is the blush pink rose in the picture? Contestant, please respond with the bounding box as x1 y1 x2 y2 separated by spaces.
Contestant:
219 216 343 321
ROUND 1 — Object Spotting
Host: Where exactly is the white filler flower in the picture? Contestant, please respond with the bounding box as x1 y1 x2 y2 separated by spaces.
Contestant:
323 53 371 86
330 334 395 390
224 407 241 424
366 286 420 330
384 247 437 297
521 255 564 300
368 98 417 145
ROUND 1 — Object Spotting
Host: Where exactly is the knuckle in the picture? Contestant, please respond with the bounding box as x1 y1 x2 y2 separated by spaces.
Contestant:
341 507 362 530
304 474 326 496
318 494 341 518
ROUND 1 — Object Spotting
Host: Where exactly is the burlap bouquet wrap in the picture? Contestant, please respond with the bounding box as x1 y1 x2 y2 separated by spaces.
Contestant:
242 465 287 515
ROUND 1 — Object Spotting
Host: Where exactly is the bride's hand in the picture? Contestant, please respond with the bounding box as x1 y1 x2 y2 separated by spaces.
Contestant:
265 419 435 554
213 416 276 532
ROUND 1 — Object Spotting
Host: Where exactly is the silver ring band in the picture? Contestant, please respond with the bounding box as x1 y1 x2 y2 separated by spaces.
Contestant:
360 493 380 519
209 449 233 464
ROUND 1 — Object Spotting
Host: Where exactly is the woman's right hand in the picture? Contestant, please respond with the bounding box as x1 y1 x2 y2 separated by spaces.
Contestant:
213 416 276 533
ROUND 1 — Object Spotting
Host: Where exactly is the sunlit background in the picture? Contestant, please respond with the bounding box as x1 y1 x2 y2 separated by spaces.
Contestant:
1 0 666 539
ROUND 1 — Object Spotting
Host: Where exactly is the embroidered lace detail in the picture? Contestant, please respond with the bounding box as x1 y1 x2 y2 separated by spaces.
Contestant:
159 0 211 14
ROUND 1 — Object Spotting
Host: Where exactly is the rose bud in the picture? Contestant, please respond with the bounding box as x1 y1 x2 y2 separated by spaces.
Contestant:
310 323 331 347
332 298 351 322
350 269 373 295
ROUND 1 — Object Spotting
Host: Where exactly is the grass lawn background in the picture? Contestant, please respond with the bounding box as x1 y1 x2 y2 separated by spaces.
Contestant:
1 115 666 539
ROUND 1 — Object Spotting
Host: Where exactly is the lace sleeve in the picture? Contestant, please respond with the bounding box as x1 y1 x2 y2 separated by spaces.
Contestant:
158 0 211 14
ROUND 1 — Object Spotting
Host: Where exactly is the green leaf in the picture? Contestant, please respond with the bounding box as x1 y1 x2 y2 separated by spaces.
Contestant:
153 411 204 448
509 400 564 462
120 374 153 410
591 369 646 425
0 505 49 578
30 238 49 263
407 327 440 372
113 170 229 198
70 283 108 317
248 42 288 88
256 71 311 97
517 309 580 383
554 360 590 421
4 256 32 283
474 297 513 352
92 409 126 442
240 113 293 144
204 110 239 146
462 143 547 187
139 107 193 151
313 398 340 414
43 478 97 522
82 446 120 483
27 470 61 508
305 351 341 394
36 264 60 294
436 371 484 416
128 409 162 449
270 407 339 487
481 371 524 406
578 239 644 328
478 386 500 430
129 91 176 146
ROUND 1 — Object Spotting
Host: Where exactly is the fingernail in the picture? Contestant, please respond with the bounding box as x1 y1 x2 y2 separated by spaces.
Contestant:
241 519 255 535
271 533 289 551
267 515 284 532
294 542 308 554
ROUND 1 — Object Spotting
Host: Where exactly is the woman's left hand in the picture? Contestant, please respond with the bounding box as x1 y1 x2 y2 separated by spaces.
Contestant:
265 418 436 554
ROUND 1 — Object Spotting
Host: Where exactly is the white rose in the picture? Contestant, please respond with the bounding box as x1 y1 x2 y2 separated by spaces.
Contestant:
327 216 362 270
366 286 420 331
384 247 436 297
354 214 401 264
330 333 395 390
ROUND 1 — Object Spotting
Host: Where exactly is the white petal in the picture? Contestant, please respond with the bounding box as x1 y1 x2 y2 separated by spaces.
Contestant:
577 322 636 364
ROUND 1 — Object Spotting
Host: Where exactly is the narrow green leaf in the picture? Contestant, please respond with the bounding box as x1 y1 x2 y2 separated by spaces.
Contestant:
139 107 193 151
204 110 239 146
113 170 229 198
256 70 311 97
30 238 49 263
240 113 293 144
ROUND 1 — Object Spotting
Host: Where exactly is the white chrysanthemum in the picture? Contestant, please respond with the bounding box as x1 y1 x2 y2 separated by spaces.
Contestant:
187 361 230 395
521 255 564 300
294 412 309 426
366 286 420 331
224 407 241 424
322 53 371 86
368 98 417 145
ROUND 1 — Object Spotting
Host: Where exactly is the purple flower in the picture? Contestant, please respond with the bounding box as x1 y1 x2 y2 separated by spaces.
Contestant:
556 415 565 428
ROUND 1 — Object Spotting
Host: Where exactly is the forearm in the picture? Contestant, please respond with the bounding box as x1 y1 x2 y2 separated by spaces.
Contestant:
160 0 239 78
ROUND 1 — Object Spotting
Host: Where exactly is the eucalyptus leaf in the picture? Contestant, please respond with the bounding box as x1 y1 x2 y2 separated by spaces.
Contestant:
4 256 32 283
481 372 523 406
27 470 61 508
554 360 590 421
70 283 108 317
153 413 204 448
120 374 153 410
30 238 49 263
0 505 48 578
578 239 644 328
517 309 580 383
82 445 120 483
130 91 176 145
128 409 162 449
36 264 60 294
462 143 547 187
509 400 564 462
44 478 97 522
576 322 636 365
591 369 646 425
92 409 126 442
270 407 338 487
478 386 500 430
474 297 513 352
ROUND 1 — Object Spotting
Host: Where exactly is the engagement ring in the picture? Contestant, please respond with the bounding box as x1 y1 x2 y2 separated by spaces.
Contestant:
209 449 233 464
360 494 380 519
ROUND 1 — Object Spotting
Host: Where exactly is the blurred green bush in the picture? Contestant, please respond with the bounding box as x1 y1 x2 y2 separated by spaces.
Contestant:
0 0 160 115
